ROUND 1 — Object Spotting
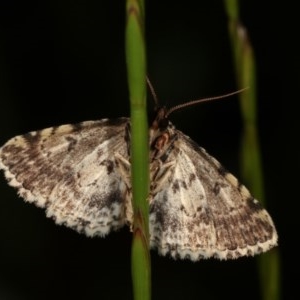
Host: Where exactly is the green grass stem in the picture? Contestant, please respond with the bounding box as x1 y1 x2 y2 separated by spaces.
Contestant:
125 1 151 299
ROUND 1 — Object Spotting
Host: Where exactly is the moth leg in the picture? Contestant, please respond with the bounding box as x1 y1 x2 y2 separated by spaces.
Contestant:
115 152 131 187
150 160 176 195
114 152 133 227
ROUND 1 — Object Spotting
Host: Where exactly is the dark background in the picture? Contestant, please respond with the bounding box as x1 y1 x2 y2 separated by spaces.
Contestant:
0 1 297 299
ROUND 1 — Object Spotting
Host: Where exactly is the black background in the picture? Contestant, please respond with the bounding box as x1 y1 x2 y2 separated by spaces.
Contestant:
0 1 297 300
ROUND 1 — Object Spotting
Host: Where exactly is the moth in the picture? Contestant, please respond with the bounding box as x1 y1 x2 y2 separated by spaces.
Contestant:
0 90 277 261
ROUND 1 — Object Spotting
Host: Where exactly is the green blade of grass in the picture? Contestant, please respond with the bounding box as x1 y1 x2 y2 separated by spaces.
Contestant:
224 1 280 300
125 1 151 300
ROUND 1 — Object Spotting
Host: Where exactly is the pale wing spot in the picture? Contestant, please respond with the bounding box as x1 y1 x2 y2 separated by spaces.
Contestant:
225 173 239 187
39 127 55 138
239 184 251 198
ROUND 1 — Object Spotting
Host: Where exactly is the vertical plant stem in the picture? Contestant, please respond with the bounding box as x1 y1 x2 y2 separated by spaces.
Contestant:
224 1 280 300
125 1 151 300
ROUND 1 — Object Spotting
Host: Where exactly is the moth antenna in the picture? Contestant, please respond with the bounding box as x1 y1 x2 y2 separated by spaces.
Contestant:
166 87 249 118
147 76 160 109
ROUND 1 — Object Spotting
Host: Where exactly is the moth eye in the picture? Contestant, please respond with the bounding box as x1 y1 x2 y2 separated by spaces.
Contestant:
154 133 170 150
158 118 169 130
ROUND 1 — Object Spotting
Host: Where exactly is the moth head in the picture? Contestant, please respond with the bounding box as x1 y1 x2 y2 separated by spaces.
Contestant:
151 107 169 131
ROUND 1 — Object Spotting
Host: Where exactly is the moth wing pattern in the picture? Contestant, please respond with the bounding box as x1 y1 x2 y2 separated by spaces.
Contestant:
0 118 132 237
149 127 278 260
0 109 278 261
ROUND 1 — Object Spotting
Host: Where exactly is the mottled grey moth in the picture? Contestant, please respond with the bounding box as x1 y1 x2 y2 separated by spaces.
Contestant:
0 103 277 260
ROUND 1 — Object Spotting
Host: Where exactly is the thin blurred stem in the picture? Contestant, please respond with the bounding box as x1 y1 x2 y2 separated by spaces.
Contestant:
224 1 280 300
